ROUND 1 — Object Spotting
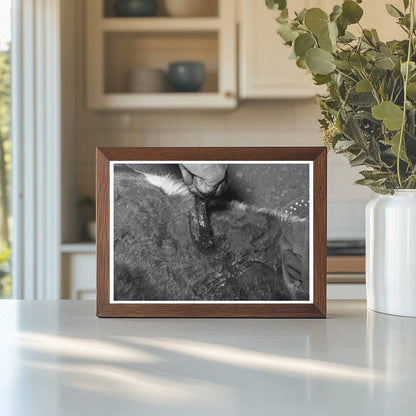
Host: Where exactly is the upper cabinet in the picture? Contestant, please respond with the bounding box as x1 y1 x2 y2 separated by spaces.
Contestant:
86 0 237 109
239 0 322 99
86 0 405 109
238 0 403 100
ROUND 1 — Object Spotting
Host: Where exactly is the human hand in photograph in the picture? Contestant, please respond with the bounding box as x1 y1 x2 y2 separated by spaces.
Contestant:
180 164 227 198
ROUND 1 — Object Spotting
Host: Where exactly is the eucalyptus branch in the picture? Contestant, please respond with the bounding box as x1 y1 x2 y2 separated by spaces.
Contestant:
267 0 416 193
397 0 415 188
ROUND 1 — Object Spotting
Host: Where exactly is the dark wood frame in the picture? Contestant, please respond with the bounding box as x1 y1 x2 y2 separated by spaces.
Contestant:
96 147 327 318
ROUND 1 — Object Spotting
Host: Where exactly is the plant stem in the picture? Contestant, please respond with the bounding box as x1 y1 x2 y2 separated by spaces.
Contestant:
334 68 357 83
358 69 380 104
397 0 415 188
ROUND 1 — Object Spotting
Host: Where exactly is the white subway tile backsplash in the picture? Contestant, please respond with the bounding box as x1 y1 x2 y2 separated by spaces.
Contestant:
131 111 183 130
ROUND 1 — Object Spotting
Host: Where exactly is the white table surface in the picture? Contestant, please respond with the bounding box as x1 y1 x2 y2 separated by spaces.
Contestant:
0 300 415 416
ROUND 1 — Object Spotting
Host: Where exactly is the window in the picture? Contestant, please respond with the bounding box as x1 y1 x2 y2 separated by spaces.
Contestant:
0 0 11 298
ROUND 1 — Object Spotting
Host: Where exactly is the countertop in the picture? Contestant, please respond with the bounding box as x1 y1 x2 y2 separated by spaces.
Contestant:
0 300 415 415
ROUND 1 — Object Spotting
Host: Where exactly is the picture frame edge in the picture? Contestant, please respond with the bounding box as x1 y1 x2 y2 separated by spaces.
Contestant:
96 147 327 318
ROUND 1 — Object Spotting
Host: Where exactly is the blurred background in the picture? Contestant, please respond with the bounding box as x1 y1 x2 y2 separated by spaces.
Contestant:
2 0 404 300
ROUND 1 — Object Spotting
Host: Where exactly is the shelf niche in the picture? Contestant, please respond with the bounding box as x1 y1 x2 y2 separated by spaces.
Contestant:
104 31 219 94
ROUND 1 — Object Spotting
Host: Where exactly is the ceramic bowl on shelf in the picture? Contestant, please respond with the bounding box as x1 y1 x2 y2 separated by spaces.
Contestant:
168 62 205 92
127 68 167 93
114 0 158 17
164 0 217 17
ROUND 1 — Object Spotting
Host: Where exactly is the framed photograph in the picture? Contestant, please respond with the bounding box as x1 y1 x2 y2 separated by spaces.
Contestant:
96 147 327 318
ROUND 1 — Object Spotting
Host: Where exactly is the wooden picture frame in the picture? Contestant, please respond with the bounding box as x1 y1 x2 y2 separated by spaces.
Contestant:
96 147 327 318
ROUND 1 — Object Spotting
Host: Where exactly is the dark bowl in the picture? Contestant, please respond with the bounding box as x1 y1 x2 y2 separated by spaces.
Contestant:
168 62 205 93
114 0 158 17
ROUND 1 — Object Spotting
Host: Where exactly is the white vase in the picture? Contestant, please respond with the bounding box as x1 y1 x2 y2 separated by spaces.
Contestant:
366 190 416 317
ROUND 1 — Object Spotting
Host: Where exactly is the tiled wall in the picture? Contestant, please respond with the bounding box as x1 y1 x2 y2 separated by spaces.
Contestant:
62 0 374 243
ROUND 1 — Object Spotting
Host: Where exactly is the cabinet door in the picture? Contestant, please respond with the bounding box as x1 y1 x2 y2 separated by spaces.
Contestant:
239 0 320 99
62 253 96 300
239 0 405 99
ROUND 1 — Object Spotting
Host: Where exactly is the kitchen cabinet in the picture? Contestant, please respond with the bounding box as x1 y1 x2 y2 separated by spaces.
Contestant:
239 0 324 99
61 244 96 300
238 0 404 99
86 0 237 109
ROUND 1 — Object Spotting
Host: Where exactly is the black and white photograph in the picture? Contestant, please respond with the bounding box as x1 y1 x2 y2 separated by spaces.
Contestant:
110 161 313 303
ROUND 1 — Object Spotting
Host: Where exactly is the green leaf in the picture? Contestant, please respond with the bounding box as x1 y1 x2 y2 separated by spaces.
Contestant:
342 0 363 24
375 56 395 70
313 74 332 85
372 101 404 130
304 8 329 35
371 29 380 42
401 61 416 76
349 92 377 107
371 67 386 85
266 0 287 11
339 31 356 42
403 0 410 9
317 22 338 53
277 23 299 42
356 79 372 92
328 21 338 45
393 61 402 78
296 57 307 69
306 48 335 75
350 53 368 69
330 5 343 22
407 82 416 99
350 152 368 167
344 113 369 146
363 29 375 44
295 8 307 22
276 9 289 24
355 178 377 185
360 170 391 180
369 136 381 162
334 139 355 152
385 4 403 18
382 132 409 162
318 31 333 52
333 59 353 70
336 15 348 36
294 33 315 57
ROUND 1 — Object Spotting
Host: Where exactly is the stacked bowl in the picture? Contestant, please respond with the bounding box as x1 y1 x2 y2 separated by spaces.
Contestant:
127 68 167 93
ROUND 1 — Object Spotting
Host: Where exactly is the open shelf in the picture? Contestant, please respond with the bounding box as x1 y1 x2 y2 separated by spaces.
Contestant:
101 17 221 32
86 0 237 109
61 242 96 254
104 31 219 94
90 92 234 109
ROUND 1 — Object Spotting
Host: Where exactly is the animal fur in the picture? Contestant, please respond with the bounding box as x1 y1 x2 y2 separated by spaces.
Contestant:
113 165 309 301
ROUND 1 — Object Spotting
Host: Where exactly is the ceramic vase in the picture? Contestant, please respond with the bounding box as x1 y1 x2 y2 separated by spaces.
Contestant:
366 190 416 317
